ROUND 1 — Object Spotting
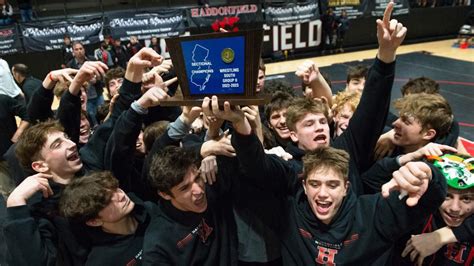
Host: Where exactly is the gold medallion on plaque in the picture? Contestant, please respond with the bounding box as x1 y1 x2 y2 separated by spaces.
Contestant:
221 48 235 64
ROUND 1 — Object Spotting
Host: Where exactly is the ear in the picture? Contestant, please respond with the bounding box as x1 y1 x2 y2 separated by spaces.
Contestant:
343 181 350 197
302 179 307 195
85 218 103 227
31 160 49 173
422 128 437 141
289 131 299 143
158 191 172 201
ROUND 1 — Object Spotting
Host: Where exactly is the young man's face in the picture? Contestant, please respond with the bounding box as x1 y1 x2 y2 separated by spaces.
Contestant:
164 166 207 213
333 103 354 137
256 69 265 93
135 131 145 155
73 44 85 59
80 87 87 111
269 108 290 140
97 188 135 223
439 187 474 227
108 77 123 98
303 167 348 225
79 115 91 144
346 77 365 92
290 113 330 151
38 131 82 178
392 116 432 149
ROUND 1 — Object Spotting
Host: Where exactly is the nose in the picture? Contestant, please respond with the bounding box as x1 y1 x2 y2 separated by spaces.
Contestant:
191 181 204 195
317 185 329 199
449 198 462 213
280 115 286 126
392 118 401 128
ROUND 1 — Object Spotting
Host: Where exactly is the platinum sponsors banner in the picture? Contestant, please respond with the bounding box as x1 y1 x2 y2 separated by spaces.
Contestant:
264 0 320 26
321 0 369 19
106 9 186 41
20 18 103 52
187 4 263 33
0 25 22 55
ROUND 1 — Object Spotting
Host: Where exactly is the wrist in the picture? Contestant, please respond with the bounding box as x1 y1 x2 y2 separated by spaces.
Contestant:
124 67 144 83
132 100 149 114
437 227 457 246
6 193 27 207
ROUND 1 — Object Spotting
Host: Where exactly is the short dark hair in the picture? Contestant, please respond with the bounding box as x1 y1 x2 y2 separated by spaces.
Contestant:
104 67 125 96
346 65 368 83
302 147 349 181
259 58 266 73
15 121 64 170
143 121 170 153
12 63 29 76
401 77 439 96
148 146 201 195
264 91 294 122
264 80 296 97
59 171 118 224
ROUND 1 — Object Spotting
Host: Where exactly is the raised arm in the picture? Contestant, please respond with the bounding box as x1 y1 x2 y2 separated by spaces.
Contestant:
336 2 407 173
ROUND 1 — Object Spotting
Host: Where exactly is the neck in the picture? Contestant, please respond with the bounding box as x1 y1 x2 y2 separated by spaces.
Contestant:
402 142 427 154
51 171 75 185
17 76 26 84
102 215 138 235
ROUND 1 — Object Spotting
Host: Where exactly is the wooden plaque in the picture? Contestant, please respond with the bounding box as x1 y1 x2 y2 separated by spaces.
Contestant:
162 29 268 106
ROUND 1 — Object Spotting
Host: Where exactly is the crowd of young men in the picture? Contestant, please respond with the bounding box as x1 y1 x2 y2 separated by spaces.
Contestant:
0 2 472 265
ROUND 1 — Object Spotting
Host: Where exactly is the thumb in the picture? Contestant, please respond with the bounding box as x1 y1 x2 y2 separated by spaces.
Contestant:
405 194 421 207
381 178 398 198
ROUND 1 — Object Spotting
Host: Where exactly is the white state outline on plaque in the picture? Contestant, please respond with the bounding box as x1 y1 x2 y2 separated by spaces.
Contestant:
190 44 212 91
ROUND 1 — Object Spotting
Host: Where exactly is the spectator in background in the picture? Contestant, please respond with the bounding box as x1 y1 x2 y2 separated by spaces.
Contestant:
336 10 350 53
198 0 210 7
94 41 114 68
149 36 161 55
127 36 143 57
11 63 42 104
0 0 13 26
17 0 33 22
62 35 73 68
0 58 23 99
111 38 129 68
321 7 337 54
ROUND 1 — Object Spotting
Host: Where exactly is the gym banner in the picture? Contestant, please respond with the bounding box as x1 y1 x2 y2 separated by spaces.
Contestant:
0 25 22 55
262 20 322 58
106 9 186 41
321 0 370 19
264 1 320 26
20 18 103 52
187 4 263 33
370 0 409 17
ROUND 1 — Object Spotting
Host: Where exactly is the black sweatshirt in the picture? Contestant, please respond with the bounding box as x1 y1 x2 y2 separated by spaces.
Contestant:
232 132 447 265
285 57 396 196
82 195 157 266
142 156 240 266
3 181 89 266
394 213 473 266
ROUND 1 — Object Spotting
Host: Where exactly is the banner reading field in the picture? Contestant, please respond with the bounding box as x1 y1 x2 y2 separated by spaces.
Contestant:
107 9 186 41
0 25 22 55
20 18 103 52
264 1 320 26
187 4 263 33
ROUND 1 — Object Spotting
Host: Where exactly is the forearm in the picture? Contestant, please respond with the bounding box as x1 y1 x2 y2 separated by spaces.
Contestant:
11 121 29 143
309 76 332 106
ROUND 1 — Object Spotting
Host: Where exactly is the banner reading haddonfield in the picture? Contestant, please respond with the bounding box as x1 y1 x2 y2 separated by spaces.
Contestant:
187 4 263 33
264 1 320 26
107 9 186 41
20 18 103 52
0 25 22 55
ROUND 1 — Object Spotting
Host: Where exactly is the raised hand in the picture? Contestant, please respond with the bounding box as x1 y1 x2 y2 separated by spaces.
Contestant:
70 61 108 95
295 60 320 85
43 68 78 90
7 173 53 207
126 47 163 83
200 155 218 185
136 77 177 109
398 142 458 166
402 232 444 266
376 1 407 63
381 161 432 206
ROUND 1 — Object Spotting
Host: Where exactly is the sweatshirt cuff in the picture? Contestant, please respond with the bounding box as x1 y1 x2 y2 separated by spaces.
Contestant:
120 79 142 95
231 131 259 149
39 86 54 97
62 89 81 104
6 205 31 220
167 116 191 140
373 57 396 76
